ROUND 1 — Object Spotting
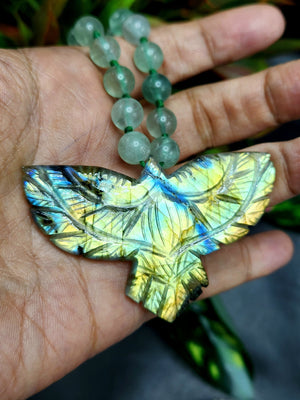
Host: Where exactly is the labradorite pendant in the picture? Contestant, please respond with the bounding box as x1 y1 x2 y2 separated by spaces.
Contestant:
23 152 275 322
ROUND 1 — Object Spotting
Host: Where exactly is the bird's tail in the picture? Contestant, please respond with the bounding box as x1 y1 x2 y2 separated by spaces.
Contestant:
126 256 208 322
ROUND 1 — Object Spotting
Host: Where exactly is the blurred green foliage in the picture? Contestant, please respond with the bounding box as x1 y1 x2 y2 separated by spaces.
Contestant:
153 297 254 399
266 196 300 231
0 0 294 46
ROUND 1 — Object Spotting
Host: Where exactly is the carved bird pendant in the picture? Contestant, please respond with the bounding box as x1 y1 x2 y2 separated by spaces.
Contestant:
23 152 275 322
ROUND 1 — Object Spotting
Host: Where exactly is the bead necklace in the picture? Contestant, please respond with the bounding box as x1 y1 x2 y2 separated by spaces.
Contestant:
23 10 276 322
69 11 180 169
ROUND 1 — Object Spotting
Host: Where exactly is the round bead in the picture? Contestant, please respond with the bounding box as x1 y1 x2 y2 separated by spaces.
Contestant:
67 28 79 46
134 42 164 73
90 36 121 68
150 136 180 169
111 98 144 130
146 107 177 138
118 131 150 164
109 9 132 35
142 73 172 104
122 14 150 45
103 65 135 98
72 16 104 46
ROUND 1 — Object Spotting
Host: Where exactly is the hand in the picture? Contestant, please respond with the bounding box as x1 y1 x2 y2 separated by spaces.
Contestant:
0 5 297 399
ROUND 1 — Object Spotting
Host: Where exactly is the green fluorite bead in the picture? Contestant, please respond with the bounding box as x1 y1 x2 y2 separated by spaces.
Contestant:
67 29 79 46
150 136 180 168
111 98 144 130
122 14 150 45
142 73 172 104
118 131 150 164
103 65 135 98
146 107 177 138
134 41 164 73
90 36 121 68
72 16 104 46
109 9 132 35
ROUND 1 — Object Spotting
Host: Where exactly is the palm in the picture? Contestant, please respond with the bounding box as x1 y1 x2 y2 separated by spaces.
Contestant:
0 5 299 399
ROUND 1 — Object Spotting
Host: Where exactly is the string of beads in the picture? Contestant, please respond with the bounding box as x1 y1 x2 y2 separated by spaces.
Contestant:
67 10 180 169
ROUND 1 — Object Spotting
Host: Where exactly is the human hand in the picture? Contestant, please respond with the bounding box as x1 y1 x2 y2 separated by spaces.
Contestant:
0 5 298 399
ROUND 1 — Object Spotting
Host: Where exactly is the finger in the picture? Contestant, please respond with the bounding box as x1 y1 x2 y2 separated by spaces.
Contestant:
163 59 300 157
200 230 293 299
82 5 284 90
172 137 300 209
152 5 285 84
82 5 285 90
243 139 300 206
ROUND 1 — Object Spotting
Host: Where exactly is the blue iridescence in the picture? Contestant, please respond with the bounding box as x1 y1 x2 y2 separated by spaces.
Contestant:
23 153 275 322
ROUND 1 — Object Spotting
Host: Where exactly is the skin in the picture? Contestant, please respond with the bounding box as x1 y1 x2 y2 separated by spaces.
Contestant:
0 4 299 399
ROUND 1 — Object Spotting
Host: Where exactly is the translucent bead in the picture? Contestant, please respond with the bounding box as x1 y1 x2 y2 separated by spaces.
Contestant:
67 28 79 46
142 73 172 104
72 16 104 46
150 136 180 169
109 9 132 35
134 42 164 73
122 14 150 45
118 131 150 164
111 98 144 130
146 107 177 138
103 65 135 98
90 36 121 68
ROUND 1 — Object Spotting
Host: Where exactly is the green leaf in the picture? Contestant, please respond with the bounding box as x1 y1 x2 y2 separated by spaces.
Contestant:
0 32 15 47
15 13 33 45
61 0 95 18
152 297 254 399
265 195 300 231
203 145 230 154
31 0 69 45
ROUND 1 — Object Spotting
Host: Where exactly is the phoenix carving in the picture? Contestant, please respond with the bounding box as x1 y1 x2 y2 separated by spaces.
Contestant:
23 152 275 322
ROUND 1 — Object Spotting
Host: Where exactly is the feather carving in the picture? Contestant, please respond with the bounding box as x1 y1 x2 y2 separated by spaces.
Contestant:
23 152 275 322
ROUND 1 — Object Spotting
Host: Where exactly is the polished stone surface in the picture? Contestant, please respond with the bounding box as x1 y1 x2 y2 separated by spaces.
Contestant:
24 153 275 322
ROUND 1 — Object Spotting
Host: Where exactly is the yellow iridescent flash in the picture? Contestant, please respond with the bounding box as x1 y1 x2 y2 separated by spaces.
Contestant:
23 152 275 322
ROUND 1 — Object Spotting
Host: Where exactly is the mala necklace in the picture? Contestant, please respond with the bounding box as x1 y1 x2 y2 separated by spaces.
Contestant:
23 10 275 322
69 11 180 169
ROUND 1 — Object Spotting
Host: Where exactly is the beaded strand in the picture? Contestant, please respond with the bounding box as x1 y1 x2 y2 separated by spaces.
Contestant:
68 10 180 169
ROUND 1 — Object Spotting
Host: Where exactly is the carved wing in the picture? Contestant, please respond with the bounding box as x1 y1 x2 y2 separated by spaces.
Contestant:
23 165 149 259
126 153 275 322
169 152 275 246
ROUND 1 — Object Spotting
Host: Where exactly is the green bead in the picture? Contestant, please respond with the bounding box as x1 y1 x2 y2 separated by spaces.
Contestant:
118 131 150 164
122 14 150 45
146 107 177 138
109 9 132 35
150 136 180 169
67 28 79 46
134 42 164 73
142 73 172 104
111 98 144 130
72 16 104 46
103 65 135 98
90 36 121 68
